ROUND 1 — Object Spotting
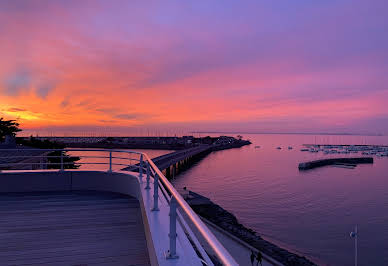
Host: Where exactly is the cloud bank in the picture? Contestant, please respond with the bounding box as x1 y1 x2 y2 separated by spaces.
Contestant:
0 0 387 135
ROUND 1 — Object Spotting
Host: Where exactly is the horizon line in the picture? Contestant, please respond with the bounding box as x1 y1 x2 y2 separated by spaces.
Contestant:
190 131 387 137
15 132 387 137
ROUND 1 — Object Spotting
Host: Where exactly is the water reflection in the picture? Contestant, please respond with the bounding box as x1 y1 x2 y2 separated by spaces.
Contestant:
172 134 388 266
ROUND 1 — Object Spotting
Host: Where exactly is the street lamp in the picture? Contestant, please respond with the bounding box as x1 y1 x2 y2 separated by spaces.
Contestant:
350 225 358 266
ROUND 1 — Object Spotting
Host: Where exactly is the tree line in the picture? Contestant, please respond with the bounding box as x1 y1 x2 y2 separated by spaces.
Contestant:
0 118 79 169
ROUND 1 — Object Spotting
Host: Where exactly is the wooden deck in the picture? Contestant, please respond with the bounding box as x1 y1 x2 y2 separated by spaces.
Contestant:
0 191 150 266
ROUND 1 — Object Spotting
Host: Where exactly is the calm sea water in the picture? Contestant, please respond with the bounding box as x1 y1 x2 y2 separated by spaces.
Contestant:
171 134 388 266
68 148 172 171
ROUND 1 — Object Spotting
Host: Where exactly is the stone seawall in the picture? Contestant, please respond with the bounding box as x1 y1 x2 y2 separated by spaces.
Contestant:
183 190 317 266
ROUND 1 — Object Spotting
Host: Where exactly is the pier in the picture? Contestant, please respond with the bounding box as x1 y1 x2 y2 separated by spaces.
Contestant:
123 138 251 179
153 145 212 178
123 145 212 179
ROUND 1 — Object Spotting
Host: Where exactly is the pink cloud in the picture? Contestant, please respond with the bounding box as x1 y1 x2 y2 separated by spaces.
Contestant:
0 0 387 135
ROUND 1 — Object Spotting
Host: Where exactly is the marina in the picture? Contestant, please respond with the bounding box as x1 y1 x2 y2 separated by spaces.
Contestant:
301 144 388 157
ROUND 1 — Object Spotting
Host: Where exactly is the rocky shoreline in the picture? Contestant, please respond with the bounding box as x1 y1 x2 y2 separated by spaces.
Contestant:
182 190 317 266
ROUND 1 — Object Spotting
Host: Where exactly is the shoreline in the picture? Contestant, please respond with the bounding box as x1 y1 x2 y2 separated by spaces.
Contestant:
258 232 324 266
182 190 317 266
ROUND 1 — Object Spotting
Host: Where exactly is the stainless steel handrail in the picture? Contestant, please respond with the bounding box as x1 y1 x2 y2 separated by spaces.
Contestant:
0 148 238 265
143 152 237 266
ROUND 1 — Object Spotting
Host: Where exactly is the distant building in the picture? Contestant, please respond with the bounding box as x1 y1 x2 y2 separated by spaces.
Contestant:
214 136 237 145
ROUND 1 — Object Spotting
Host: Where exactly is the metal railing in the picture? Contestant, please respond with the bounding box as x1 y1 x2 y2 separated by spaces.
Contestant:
0 148 238 266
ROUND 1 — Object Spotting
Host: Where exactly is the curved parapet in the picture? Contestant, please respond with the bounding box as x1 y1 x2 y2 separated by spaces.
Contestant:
0 149 238 266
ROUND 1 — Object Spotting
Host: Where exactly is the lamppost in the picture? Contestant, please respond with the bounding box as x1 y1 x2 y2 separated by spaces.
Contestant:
350 225 358 266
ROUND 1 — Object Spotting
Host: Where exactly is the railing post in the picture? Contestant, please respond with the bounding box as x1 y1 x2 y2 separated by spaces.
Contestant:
166 196 179 259
139 154 143 182
60 152 64 172
108 151 112 172
145 162 150 189
151 172 159 211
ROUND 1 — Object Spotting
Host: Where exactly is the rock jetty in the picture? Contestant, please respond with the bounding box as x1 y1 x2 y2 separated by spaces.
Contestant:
183 190 316 266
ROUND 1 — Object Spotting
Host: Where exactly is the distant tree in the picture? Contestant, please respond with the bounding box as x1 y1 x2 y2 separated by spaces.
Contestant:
0 118 79 169
202 136 213 144
0 118 22 141
19 136 80 169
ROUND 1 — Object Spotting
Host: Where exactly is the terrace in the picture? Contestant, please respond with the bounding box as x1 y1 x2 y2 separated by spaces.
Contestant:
0 149 237 266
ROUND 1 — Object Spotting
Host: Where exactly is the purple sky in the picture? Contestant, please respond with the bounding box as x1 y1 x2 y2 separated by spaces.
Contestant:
0 0 387 135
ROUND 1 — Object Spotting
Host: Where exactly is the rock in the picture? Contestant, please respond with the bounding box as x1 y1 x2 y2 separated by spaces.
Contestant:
183 190 317 266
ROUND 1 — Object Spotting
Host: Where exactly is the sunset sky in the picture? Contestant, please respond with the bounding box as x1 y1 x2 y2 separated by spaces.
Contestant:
0 0 387 136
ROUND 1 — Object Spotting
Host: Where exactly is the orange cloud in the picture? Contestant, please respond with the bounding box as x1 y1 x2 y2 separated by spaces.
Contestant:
0 1 387 135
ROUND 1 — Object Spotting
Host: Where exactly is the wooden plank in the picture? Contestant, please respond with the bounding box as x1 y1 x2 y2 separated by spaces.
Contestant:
0 214 140 228
0 203 136 215
0 191 150 265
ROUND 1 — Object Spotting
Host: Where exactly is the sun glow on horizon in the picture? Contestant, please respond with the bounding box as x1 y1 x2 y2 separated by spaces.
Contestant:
0 1 387 135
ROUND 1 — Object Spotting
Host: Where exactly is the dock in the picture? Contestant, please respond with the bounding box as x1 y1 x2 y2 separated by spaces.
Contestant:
298 157 373 170
153 145 211 170
122 145 211 178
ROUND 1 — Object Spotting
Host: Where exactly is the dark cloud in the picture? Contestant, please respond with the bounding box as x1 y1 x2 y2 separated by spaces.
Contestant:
60 98 70 108
99 119 117 123
76 100 93 107
3 69 31 96
114 113 139 120
36 83 55 98
95 108 119 114
2 68 56 98
8 107 27 112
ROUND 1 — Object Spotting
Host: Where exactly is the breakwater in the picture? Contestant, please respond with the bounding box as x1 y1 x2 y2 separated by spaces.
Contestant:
28 136 251 150
298 157 373 170
183 190 316 266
